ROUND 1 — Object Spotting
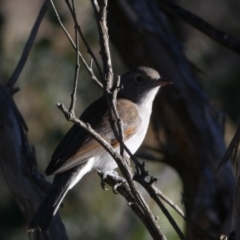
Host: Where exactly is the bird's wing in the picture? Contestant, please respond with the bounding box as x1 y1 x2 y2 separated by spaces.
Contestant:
45 97 141 175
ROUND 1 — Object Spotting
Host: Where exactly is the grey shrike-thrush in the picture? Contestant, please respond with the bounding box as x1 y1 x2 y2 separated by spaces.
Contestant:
28 66 170 232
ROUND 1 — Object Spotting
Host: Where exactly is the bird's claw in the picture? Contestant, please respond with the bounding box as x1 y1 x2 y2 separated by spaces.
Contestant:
97 170 109 190
98 170 126 193
101 179 109 191
113 182 122 194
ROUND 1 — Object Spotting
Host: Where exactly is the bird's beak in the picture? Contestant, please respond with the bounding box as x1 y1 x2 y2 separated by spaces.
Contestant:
154 77 173 87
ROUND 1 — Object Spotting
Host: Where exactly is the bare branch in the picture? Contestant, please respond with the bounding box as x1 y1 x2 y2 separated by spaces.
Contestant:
91 0 113 89
153 197 186 240
6 0 50 89
132 165 185 240
68 0 80 116
100 172 159 233
49 0 103 88
112 76 124 156
216 122 240 171
154 187 217 240
155 0 240 55
65 0 104 81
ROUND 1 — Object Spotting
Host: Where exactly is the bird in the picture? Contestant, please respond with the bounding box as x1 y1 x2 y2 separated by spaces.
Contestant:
27 66 171 232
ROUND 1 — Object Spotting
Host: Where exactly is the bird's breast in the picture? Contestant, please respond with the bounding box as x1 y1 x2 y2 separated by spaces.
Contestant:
124 109 151 155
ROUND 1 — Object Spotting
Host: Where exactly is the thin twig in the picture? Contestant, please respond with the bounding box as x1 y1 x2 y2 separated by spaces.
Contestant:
155 0 240 55
6 0 50 88
155 187 185 217
216 122 240 171
49 0 103 89
111 76 124 156
132 172 185 240
153 197 186 240
68 0 80 116
91 0 113 89
65 0 104 81
153 186 217 240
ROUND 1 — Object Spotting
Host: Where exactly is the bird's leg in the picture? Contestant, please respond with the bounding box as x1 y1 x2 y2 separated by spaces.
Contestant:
97 170 126 194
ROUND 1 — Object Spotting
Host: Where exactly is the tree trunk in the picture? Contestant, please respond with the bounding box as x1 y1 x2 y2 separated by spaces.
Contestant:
0 84 69 240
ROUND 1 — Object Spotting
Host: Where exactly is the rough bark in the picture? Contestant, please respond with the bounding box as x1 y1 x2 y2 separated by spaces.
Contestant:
0 84 69 240
108 0 235 238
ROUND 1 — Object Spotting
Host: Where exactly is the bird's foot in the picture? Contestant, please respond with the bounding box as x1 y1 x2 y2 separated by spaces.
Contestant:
97 170 126 194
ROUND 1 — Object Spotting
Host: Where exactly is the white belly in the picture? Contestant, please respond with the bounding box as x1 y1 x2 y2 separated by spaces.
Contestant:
93 108 151 173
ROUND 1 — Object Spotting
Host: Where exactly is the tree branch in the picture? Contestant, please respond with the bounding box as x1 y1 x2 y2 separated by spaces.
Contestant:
0 85 69 240
139 178 217 240
91 0 113 89
217 121 240 171
155 0 240 55
6 0 50 89
65 0 104 81
68 0 80 117
49 0 103 88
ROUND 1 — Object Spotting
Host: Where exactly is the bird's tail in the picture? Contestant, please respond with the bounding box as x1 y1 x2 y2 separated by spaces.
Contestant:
27 176 70 232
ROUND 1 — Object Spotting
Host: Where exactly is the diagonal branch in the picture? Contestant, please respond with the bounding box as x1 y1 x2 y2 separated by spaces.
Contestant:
65 0 104 81
49 0 103 88
154 186 217 240
216 122 240 171
137 174 217 240
6 0 50 89
155 0 240 55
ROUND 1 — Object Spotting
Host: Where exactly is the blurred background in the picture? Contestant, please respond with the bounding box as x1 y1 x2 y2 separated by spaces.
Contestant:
0 0 240 239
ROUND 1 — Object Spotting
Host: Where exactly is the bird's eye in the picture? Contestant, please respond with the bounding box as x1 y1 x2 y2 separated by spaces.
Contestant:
135 76 143 83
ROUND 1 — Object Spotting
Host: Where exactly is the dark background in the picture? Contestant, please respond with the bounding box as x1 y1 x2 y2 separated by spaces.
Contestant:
0 0 240 239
